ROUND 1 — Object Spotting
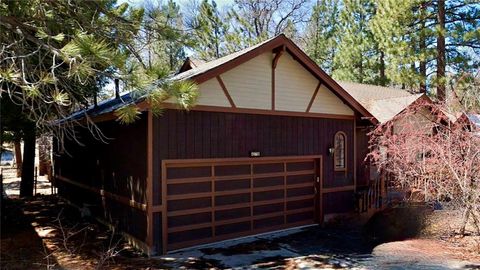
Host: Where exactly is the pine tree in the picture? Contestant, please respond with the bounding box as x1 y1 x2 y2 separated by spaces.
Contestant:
0 0 198 196
332 0 386 85
143 0 188 71
187 0 230 60
371 0 480 97
304 0 341 74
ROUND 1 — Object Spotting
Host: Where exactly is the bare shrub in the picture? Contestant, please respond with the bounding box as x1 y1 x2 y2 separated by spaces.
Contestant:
368 99 480 235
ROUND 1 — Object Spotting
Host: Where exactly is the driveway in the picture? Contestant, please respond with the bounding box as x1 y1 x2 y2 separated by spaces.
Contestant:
160 225 480 269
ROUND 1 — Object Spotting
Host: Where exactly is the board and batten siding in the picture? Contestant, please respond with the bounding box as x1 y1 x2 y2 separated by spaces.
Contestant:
185 51 354 116
220 52 272 110
195 77 231 107
151 109 355 206
54 115 149 244
275 53 354 115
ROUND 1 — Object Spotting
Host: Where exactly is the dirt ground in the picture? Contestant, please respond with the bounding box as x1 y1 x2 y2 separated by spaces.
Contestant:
2 195 480 269
0 196 219 270
422 209 480 263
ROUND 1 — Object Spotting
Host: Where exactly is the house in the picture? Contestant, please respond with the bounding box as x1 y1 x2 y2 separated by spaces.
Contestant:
53 34 388 255
338 82 428 188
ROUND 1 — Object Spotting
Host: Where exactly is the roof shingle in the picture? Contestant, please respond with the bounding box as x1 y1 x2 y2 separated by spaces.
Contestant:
338 81 425 123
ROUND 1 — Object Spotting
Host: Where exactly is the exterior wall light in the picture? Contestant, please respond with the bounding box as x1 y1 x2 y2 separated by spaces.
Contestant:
250 151 261 157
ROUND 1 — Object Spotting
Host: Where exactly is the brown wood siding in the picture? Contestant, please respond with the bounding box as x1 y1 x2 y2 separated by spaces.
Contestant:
323 190 355 214
152 109 355 204
54 113 148 242
356 127 371 187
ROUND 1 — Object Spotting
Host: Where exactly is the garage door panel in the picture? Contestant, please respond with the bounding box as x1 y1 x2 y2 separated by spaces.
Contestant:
215 179 250 191
253 203 284 215
287 161 315 171
253 163 284 174
162 155 321 251
287 174 315 184
168 227 212 244
167 197 211 212
167 166 211 179
253 190 284 202
287 186 314 197
287 211 314 223
287 199 314 210
253 176 284 188
167 182 211 195
215 207 250 221
168 212 212 227
254 215 284 229
215 193 251 206
215 164 251 176
216 221 251 236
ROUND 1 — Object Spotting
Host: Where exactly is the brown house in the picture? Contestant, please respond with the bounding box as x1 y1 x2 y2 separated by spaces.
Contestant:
54 35 384 255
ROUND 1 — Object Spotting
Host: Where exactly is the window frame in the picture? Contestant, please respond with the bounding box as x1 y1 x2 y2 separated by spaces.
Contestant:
333 131 347 172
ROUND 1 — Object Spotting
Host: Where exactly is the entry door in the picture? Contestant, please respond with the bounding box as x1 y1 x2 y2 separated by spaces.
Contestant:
161 155 323 252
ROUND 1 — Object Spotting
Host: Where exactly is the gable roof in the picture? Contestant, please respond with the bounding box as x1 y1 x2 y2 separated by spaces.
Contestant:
338 81 426 123
172 34 376 123
66 34 378 123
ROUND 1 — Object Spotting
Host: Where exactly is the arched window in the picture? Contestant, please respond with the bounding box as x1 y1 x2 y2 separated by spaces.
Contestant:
334 132 346 171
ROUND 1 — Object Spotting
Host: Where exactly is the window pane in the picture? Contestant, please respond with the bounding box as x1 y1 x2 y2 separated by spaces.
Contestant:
335 133 345 169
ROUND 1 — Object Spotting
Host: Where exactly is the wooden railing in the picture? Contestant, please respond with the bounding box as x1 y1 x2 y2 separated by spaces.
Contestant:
355 174 386 214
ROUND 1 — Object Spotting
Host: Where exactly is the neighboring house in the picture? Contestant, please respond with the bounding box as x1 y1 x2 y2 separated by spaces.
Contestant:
468 114 480 131
338 82 428 188
1 149 14 166
54 34 391 255
456 113 480 134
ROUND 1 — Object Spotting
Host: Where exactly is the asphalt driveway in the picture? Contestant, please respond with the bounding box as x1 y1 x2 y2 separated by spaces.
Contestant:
160 225 480 269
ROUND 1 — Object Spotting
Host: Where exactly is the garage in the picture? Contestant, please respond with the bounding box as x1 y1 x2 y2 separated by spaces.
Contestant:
161 155 323 251
55 35 372 255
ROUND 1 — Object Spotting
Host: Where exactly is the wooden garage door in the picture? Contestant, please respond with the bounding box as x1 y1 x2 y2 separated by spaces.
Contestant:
161 155 322 251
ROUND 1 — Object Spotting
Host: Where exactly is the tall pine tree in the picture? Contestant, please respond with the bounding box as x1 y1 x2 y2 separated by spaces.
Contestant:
304 0 340 74
332 0 386 85
371 0 480 98
187 0 230 60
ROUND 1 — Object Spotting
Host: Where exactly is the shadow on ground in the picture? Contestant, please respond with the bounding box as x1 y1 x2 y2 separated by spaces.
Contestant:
1 198 60 270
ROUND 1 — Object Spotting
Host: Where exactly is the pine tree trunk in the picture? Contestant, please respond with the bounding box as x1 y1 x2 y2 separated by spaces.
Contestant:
14 139 22 177
419 2 427 93
379 51 386 86
436 0 446 101
20 124 35 197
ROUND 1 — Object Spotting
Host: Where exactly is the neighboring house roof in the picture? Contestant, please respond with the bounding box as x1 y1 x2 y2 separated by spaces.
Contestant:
468 114 480 129
338 81 426 123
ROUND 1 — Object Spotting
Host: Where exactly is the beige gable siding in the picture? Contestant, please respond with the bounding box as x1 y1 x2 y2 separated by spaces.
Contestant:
220 53 272 110
171 51 356 116
309 84 354 115
275 53 318 112
275 53 354 115
196 78 231 107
